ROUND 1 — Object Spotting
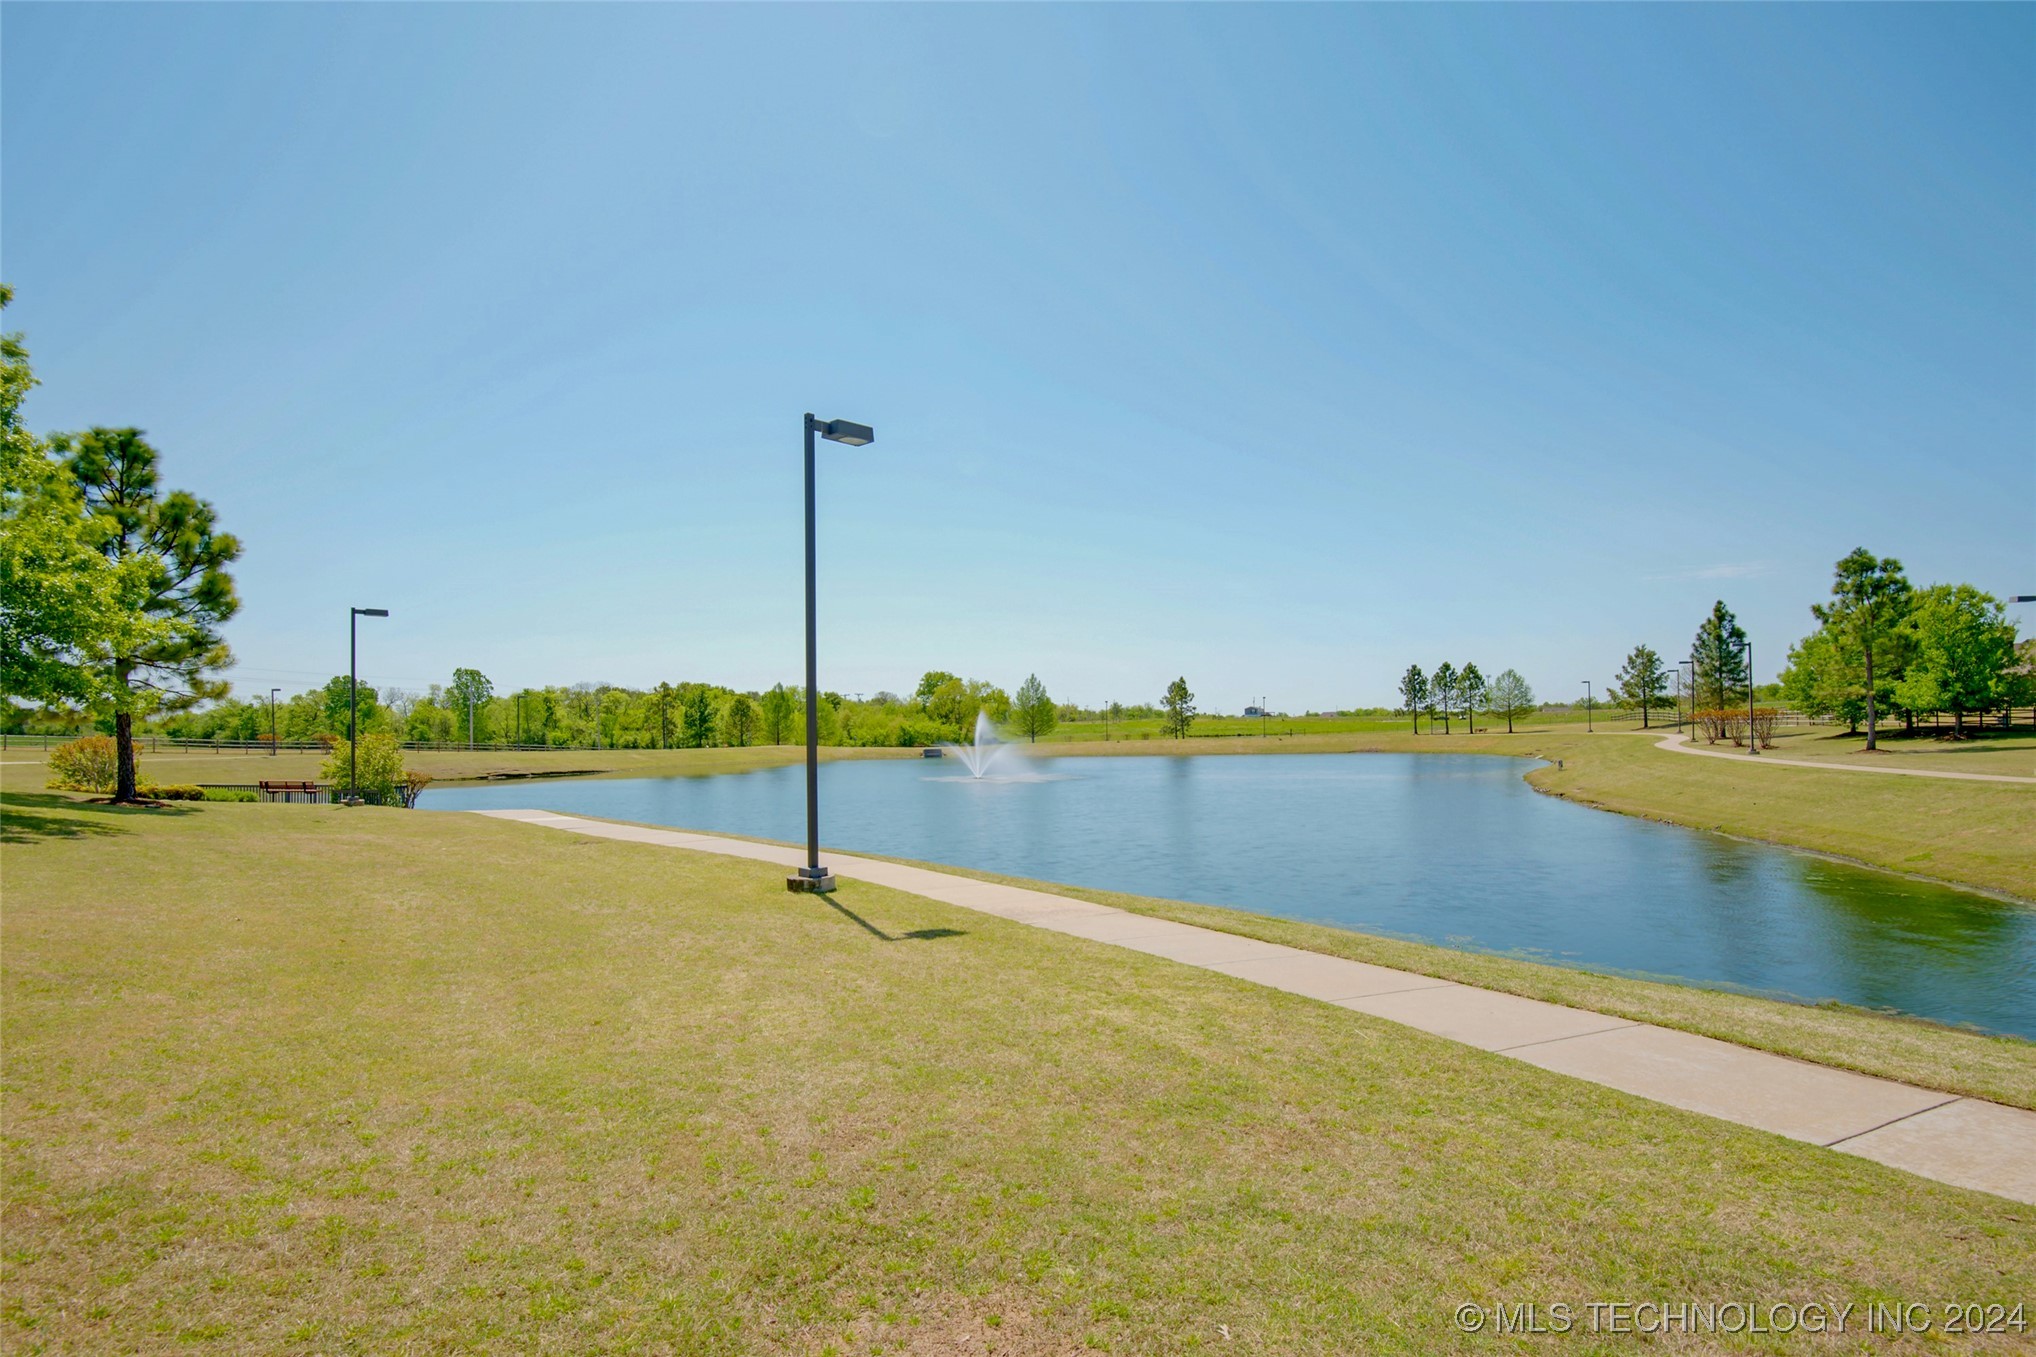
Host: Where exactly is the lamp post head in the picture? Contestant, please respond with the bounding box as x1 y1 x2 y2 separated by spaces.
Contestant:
816 418 874 447
354 607 389 618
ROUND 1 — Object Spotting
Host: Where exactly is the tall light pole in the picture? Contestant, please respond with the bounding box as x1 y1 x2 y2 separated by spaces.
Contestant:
270 687 280 756
1740 639 1758 755
349 607 389 799
1582 680 1593 733
467 693 476 750
789 413 874 894
1677 660 1694 736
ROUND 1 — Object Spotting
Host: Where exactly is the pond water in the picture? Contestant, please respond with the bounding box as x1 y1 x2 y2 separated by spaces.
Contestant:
423 753 2036 1038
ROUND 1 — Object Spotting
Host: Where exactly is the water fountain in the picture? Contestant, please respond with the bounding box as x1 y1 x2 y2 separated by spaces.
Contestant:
942 710 1014 779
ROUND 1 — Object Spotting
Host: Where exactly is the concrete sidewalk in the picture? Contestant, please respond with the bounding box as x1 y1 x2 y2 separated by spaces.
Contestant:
472 808 2036 1204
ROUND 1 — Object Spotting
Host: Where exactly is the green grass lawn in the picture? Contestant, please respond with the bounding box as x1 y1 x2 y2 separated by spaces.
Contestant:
850 851 2036 1110
3 794 2032 1352
1709 725 2036 778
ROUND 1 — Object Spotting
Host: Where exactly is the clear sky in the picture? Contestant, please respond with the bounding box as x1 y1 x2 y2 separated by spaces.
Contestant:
6 4 2031 713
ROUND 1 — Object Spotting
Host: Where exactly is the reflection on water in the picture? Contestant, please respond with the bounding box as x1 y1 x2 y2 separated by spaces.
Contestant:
424 753 2036 1038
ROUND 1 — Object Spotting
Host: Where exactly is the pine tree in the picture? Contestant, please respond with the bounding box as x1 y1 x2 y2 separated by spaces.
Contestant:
1432 662 1457 735
59 428 240 803
1611 645 1668 729
1161 676 1197 738
1691 601 1749 711
1397 665 1428 734
1458 663 1486 734
1812 548 1911 750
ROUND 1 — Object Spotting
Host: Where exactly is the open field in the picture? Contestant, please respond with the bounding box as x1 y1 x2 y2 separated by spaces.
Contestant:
4 793 2032 1351
1045 714 2036 776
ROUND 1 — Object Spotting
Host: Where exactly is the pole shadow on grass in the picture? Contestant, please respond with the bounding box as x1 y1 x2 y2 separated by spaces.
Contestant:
820 894 967 943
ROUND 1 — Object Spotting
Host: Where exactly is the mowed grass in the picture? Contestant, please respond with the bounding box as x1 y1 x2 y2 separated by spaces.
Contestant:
3 795 2033 1353
1711 725 2036 779
851 852 2036 1110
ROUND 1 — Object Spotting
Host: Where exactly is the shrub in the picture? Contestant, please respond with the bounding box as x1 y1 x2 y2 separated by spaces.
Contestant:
47 736 121 792
398 771 433 809
137 783 206 801
1695 708 1744 745
202 787 258 803
322 734 410 805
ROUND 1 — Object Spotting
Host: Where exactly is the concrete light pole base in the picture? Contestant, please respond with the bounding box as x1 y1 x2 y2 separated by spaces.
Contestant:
786 871 837 894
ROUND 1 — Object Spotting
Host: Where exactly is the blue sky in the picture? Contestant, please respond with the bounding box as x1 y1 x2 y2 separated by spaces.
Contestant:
6 4 2031 713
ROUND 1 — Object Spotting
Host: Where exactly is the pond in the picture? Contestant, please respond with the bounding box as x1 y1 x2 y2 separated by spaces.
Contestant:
423 752 2036 1038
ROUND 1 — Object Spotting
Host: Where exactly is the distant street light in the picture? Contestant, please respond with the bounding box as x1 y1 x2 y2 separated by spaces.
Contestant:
1677 660 1695 737
349 607 389 799
790 414 875 895
270 687 280 756
1582 680 1593 733
1739 639 1758 756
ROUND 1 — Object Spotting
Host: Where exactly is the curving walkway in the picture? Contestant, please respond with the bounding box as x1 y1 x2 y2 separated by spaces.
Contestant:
472 808 2036 1204
1650 730 2036 784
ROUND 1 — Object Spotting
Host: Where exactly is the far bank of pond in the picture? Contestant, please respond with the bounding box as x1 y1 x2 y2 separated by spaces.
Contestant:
425 751 2036 1039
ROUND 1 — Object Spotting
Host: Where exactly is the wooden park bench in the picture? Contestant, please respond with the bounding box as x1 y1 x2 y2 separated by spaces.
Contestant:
257 780 325 803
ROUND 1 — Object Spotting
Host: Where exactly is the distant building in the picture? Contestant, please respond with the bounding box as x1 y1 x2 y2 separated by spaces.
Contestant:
1243 706 1266 717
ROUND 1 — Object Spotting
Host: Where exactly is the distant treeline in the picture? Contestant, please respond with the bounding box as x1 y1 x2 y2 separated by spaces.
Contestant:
43 671 1176 750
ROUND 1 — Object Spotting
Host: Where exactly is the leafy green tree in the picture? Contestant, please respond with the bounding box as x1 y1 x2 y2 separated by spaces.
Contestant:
1691 600 1749 711
1012 673 1056 742
0 292 151 704
760 683 796 744
914 671 959 707
405 694 454 744
1780 627 1869 734
1610 645 1668 729
59 428 240 803
1160 676 1196 739
1431 662 1457 735
320 674 388 737
1811 548 1911 750
926 677 1009 739
723 693 757 747
649 681 676 748
1397 665 1428 734
321 733 408 803
680 685 717 747
1893 584 2017 735
1487 669 1535 733
447 668 493 744
1458 662 1486 733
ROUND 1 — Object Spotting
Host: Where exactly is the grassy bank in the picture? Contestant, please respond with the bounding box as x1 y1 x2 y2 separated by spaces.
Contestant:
3 793 2030 1351
839 847 2036 1111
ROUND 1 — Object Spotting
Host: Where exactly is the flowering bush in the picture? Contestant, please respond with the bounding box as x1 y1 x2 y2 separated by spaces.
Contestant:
47 736 121 792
